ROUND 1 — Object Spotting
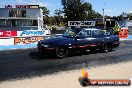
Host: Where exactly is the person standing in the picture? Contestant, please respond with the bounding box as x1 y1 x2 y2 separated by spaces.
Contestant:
113 23 121 35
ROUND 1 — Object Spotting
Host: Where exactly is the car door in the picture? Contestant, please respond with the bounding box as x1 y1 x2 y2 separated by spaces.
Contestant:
90 30 104 48
75 30 91 49
102 31 112 45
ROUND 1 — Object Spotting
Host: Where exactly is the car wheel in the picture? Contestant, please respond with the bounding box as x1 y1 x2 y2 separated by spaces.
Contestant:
56 46 68 58
108 46 112 52
103 45 110 53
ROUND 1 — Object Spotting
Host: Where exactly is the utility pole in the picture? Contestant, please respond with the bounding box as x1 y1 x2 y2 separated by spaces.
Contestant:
102 4 106 29
102 8 105 29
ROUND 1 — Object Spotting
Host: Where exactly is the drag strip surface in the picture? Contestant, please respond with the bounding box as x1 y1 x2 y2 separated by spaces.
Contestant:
0 41 132 81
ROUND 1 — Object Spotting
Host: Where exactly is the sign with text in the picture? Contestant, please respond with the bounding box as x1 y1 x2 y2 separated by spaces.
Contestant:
17 30 50 37
16 5 39 8
0 30 17 37
16 5 29 8
14 37 44 44
0 30 50 37
79 68 131 87
29 5 39 8
68 21 96 26
95 21 104 26
119 28 128 38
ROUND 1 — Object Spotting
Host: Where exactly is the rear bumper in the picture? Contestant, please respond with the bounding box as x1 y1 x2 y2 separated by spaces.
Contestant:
112 42 120 48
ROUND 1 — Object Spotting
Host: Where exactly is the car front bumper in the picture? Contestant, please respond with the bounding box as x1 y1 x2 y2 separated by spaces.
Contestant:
37 45 55 53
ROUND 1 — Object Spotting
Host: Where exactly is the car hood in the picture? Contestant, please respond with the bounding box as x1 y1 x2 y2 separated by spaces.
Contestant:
39 36 75 45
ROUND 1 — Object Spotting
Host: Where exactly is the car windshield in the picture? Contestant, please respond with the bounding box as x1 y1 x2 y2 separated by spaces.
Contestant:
63 28 81 38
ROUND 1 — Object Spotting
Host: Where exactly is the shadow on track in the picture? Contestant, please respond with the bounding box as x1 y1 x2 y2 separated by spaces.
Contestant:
29 52 58 60
28 49 111 60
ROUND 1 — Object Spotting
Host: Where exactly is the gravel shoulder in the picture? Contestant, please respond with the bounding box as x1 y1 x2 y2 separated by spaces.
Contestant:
0 61 132 88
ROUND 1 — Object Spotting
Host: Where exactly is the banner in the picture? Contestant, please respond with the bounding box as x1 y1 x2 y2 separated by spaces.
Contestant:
0 30 51 37
68 21 96 26
119 28 128 38
0 30 17 37
16 5 39 8
17 30 51 37
14 37 44 44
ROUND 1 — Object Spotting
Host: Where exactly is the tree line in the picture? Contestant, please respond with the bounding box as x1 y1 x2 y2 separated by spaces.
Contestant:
41 0 132 26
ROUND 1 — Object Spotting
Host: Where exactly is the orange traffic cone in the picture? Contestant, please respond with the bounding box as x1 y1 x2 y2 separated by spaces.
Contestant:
81 68 89 78
79 68 91 86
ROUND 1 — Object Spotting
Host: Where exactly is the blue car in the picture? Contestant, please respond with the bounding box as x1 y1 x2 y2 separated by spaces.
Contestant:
37 28 120 58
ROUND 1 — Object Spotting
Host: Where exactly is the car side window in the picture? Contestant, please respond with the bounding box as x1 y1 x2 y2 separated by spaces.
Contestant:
92 30 102 38
103 32 111 37
77 30 91 38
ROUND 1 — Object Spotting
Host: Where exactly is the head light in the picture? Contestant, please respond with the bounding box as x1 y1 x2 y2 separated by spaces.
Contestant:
41 44 49 47
38 41 41 44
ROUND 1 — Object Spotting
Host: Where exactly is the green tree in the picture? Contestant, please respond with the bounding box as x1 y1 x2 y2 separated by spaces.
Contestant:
54 9 64 25
127 13 132 20
40 7 50 16
55 9 63 16
40 7 50 25
94 12 103 18
118 12 132 20
61 0 102 21
40 7 57 25
118 12 128 20
62 0 83 21
120 12 127 18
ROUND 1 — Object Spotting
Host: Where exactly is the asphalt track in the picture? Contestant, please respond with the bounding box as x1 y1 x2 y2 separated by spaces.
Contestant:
0 40 132 81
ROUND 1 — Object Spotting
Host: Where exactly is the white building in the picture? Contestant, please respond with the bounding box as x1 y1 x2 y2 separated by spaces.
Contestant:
0 5 44 31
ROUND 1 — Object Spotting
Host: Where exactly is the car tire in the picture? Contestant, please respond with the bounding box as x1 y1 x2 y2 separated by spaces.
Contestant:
102 45 111 53
55 46 68 58
108 46 112 52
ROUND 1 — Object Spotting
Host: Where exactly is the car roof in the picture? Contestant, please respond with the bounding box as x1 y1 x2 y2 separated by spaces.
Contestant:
82 28 100 31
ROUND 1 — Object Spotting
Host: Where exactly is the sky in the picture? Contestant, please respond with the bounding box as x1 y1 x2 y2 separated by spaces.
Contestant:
0 0 132 16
